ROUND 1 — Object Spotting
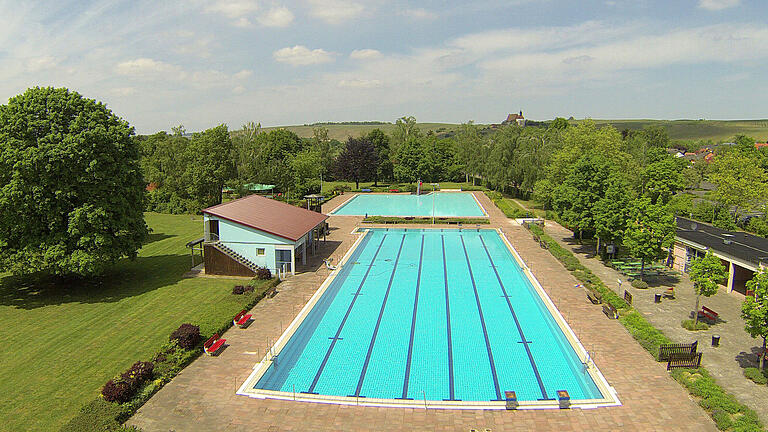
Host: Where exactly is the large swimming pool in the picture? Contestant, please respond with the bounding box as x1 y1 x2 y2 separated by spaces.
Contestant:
242 228 614 408
329 192 486 217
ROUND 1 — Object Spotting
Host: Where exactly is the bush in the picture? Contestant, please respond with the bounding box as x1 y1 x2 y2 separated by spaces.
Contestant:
122 361 154 383
631 279 648 289
101 378 137 404
620 311 673 355
682 319 710 331
712 410 734 430
60 398 127 432
169 323 201 349
232 285 244 295
256 267 272 280
744 367 768 385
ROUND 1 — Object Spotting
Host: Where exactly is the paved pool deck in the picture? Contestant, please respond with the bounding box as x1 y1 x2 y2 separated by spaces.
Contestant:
129 192 716 431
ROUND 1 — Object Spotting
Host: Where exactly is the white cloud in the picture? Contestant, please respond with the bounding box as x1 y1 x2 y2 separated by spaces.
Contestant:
698 0 740 10
273 45 334 65
337 78 382 88
398 8 436 20
26 56 58 72
110 87 137 96
115 58 175 76
350 49 382 60
205 0 258 19
308 0 365 24
257 7 294 27
233 69 254 80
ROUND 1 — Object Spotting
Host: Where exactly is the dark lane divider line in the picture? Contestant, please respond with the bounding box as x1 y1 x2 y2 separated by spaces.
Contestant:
442 235 456 401
478 235 549 400
355 234 406 397
400 235 424 400
460 235 502 401
307 234 387 394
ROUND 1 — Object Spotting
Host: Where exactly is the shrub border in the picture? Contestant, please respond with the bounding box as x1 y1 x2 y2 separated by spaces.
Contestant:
61 277 281 432
361 216 490 225
523 223 764 431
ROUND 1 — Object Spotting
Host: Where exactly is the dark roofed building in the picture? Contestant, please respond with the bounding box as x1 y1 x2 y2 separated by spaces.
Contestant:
201 194 328 277
671 216 768 295
501 110 526 126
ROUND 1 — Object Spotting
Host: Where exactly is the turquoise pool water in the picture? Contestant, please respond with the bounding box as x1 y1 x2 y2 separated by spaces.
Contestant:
255 228 602 402
330 192 485 217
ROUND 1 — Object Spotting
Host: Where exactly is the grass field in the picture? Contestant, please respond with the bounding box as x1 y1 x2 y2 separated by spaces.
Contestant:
262 120 768 144
0 213 265 431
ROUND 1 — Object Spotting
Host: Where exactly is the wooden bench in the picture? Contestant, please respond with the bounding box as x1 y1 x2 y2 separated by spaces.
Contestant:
624 290 633 306
233 309 252 328
659 341 698 361
602 302 619 319
203 333 226 356
697 306 718 323
663 287 675 299
667 351 702 370
586 290 602 304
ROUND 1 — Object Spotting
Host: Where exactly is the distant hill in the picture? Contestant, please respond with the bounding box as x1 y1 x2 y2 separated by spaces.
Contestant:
260 119 768 143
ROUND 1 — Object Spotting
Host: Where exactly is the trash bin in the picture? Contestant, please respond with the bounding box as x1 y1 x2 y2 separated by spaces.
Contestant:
654 293 662 303
712 335 721 347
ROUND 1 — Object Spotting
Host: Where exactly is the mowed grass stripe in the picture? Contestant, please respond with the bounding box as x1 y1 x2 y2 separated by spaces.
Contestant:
0 213 265 431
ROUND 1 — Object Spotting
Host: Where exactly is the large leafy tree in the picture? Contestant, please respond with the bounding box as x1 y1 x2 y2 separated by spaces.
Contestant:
643 156 686 205
743 270 768 369
0 87 148 276
454 121 484 184
334 137 378 188
252 128 304 192
709 146 768 220
688 251 727 328
551 154 614 240
593 177 633 255
623 197 675 279
184 124 235 210
393 136 423 183
366 129 392 185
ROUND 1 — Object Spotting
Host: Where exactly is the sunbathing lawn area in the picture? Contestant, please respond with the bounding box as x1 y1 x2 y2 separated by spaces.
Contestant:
0 212 268 431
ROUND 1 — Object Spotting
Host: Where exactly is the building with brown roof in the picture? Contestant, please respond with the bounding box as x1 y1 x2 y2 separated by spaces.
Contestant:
201 194 328 277
501 110 526 126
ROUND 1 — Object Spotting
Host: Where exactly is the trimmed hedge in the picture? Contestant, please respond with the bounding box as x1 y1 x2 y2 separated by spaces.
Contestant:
631 279 649 289
744 367 768 385
61 277 282 432
523 223 764 432
485 191 532 219
682 319 710 331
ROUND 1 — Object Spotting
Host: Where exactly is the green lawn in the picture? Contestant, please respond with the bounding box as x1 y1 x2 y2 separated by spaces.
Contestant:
0 213 265 431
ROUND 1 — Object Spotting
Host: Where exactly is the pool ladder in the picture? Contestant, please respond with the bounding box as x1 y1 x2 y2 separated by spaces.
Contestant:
583 350 596 370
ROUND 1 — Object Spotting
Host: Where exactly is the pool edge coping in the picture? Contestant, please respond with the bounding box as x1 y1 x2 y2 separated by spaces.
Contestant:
327 192 489 218
238 227 621 410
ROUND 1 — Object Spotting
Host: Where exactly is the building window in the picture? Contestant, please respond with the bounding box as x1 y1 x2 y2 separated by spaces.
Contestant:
257 248 265 256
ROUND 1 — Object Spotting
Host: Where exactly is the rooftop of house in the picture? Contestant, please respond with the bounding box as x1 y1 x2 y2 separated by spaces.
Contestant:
676 216 768 267
202 194 328 242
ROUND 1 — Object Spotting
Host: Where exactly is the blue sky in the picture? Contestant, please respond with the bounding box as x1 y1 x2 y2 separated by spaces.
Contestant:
0 0 765 133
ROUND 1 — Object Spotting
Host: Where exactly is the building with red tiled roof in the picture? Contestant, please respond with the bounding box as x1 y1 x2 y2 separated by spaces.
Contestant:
501 110 526 126
756 142 768 149
201 194 328 277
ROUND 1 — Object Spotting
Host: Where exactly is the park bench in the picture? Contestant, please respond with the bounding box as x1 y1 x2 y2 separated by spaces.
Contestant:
360 188 371 192
602 302 619 319
659 341 698 361
666 351 702 370
203 333 226 356
697 306 719 323
586 290 602 304
663 287 675 299
624 290 633 306
233 310 252 328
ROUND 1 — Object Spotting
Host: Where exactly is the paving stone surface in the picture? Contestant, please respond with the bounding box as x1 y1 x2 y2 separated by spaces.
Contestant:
129 192 717 431
543 221 768 425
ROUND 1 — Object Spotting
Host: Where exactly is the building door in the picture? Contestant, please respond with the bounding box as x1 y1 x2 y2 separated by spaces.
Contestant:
209 220 219 240
276 249 292 274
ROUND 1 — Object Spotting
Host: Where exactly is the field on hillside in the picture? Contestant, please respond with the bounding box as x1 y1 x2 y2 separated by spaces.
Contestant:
261 123 460 140
0 213 265 431
261 120 768 143
581 119 768 143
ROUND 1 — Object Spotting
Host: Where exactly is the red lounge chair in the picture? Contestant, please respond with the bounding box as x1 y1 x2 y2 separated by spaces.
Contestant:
203 333 226 356
233 310 252 328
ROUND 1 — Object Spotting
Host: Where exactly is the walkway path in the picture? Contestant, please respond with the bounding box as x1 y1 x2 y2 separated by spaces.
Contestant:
129 192 717 431
544 221 768 424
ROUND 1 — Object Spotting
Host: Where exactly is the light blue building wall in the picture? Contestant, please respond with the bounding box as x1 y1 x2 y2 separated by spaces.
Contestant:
204 214 306 273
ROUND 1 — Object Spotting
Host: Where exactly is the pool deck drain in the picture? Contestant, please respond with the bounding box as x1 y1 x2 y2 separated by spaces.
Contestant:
129 192 718 431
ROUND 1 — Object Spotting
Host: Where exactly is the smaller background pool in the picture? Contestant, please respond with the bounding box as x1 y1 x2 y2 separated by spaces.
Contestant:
330 192 486 217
